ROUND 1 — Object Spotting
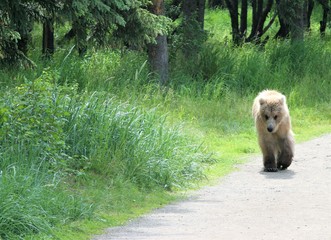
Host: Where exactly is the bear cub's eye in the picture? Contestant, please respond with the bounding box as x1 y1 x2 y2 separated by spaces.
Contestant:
265 115 269 120
274 115 278 120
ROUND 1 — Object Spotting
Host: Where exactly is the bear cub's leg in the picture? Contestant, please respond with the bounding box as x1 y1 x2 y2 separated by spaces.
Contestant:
277 137 293 170
263 146 278 172
264 156 278 172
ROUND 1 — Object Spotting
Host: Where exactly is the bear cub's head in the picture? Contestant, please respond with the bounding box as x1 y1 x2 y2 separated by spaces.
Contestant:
259 94 286 134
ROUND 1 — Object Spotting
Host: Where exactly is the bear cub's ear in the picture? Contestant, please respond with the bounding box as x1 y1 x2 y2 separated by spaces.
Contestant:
279 95 286 105
259 98 265 105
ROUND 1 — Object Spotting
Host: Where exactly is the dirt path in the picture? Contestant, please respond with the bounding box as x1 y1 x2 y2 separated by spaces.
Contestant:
93 134 331 240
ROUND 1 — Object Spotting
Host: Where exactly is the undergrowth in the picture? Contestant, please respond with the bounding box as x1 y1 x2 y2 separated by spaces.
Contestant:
0 67 206 239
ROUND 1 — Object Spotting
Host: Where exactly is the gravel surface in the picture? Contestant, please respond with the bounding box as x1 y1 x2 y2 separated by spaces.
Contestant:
93 134 331 240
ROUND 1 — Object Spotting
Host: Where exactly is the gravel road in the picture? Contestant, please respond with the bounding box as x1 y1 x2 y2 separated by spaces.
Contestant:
93 134 331 240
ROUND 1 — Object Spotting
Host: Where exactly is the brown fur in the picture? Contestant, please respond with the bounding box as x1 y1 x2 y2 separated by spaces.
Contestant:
252 90 294 172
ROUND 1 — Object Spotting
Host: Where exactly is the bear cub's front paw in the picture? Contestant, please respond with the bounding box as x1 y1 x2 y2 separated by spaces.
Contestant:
264 167 278 172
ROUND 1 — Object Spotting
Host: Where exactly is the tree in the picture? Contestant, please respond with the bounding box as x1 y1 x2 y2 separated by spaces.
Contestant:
305 0 330 36
225 0 276 44
318 0 330 36
290 1 305 41
0 0 172 66
180 0 206 57
275 0 290 39
182 0 206 30
59 0 129 55
276 0 305 42
0 0 35 66
0 0 60 65
275 0 329 40
147 0 169 85
57 0 171 55
42 19 55 57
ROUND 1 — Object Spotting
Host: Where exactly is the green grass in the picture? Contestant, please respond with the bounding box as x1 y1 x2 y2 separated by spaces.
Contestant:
0 8 330 240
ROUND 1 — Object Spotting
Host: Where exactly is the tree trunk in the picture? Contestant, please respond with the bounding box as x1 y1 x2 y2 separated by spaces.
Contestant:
240 0 247 37
247 0 274 42
182 0 206 28
148 0 169 85
17 33 29 56
319 2 329 36
251 0 258 35
256 0 274 37
275 17 290 38
225 0 240 44
306 0 314 30
42 19 55 57
290 2 304 42
181 0 206 57
227 0 275 44
197 0 206 29
275 0 290 39
72 18 88 56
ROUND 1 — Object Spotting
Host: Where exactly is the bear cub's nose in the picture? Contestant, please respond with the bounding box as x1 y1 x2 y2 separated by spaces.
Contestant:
267 126 273 132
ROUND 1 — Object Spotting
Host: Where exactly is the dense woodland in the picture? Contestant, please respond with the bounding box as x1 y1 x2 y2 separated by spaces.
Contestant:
1 0 330 82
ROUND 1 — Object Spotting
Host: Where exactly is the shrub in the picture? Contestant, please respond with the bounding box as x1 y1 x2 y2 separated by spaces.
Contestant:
0 70 72 166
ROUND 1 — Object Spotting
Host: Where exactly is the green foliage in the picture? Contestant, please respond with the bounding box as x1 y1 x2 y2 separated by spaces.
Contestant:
0 70 95 238
1 63 205 189
170 34 331 103
0 165 93 239
277 0 305 24
0 0 172 63
0 15 21 61
0 60 207 237
0 0 60 65
170 7 207 63
0 70 71 166
50 48 156 95
63 0 173 48
113 7 172 48
64 92 205 189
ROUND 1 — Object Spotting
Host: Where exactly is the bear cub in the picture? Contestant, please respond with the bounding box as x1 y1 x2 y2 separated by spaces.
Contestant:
252 90 294 172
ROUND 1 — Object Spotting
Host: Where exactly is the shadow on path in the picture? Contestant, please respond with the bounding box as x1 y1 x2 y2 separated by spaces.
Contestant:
259 169 296 179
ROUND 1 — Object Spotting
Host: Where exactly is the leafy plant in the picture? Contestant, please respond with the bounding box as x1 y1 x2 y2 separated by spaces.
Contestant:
0 69 72 166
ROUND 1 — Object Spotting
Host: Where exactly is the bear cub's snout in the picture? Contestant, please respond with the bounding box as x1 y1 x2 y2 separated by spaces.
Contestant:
267 126 273 133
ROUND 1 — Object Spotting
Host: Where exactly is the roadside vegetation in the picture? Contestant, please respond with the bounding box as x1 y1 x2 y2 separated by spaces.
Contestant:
0 7 330 240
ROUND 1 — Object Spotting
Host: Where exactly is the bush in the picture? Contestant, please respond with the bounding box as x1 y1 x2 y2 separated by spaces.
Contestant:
0 70 72 166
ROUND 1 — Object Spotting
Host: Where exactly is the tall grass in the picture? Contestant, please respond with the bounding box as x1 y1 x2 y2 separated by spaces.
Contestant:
170 37 331 102
0 146 93 239
64 91 205 189
0 65 206 238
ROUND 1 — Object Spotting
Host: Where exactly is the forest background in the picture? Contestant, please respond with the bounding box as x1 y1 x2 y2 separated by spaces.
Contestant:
0 0 330 239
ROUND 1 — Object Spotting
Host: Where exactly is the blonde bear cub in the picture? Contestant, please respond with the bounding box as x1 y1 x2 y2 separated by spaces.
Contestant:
252 90 294 172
